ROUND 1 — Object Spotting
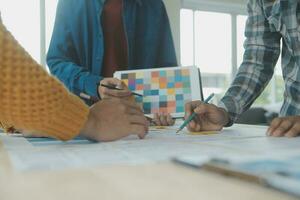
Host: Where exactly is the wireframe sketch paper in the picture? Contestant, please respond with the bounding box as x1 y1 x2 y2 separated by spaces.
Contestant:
114 66 202 118
0 123 271 172
3 122 300 197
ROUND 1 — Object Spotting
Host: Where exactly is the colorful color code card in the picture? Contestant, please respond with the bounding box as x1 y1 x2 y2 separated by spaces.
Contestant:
114 66 202 118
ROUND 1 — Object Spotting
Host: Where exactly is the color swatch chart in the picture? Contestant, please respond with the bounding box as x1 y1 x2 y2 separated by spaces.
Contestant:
120 68 193 115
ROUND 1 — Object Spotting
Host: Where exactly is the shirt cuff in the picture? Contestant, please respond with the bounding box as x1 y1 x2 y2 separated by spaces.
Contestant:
46 94 89 141
83 75 103 98
218 97 240 127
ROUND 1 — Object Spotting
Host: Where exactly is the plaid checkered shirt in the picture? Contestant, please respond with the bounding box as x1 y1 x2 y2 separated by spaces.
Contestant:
219 0 300 125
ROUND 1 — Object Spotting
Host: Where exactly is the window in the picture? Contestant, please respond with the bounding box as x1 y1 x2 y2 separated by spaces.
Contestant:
0 0 58 67
45 0 58 51
195 11 232 97
0 0 41 62
181 6 284 106
237 15 247 67
180 9 194 66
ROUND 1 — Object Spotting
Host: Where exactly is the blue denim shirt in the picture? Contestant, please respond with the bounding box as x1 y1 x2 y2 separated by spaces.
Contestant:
47 0 177 99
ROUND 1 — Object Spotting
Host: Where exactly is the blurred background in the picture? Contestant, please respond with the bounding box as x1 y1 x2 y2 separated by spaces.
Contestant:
0 0 283 122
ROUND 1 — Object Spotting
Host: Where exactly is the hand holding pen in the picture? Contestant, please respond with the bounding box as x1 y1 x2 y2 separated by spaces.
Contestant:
98 78 142 99
80 77 175 127
178 94 230 133
80 78 143 103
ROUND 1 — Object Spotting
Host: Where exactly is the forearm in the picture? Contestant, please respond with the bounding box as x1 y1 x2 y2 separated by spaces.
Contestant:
48 59 102 98
0 20 89 141
219 0 281 125
220 44 280 123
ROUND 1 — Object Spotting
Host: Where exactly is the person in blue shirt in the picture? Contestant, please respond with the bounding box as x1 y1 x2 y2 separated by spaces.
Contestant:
47 0 177 126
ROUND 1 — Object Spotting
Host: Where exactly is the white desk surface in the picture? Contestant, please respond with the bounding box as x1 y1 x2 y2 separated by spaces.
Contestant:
0 124 298 200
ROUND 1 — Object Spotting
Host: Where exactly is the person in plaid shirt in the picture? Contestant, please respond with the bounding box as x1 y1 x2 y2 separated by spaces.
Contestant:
185 0 300 137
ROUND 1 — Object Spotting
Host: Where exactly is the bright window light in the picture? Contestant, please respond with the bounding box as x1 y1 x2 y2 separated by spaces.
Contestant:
180 9 194 66
0 0 40 62
180 7 284 106
237 15 247 67
45 0 58 52
195 11 232 74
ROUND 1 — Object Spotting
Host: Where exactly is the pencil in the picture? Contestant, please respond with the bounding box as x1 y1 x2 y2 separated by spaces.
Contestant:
176 93 215 134
100 84 143 97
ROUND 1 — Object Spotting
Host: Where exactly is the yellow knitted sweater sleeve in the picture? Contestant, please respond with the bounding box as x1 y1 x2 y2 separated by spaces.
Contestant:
0 19 89 141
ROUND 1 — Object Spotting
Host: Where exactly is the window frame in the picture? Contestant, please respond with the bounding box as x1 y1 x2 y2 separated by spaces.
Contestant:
180 0 282 106
181 0 247 80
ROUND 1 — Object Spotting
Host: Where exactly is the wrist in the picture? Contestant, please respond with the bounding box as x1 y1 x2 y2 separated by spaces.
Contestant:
219 107 231 127
80 110 96 139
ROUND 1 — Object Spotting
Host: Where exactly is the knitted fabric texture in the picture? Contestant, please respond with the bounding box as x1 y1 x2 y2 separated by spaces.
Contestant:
0 19 89 141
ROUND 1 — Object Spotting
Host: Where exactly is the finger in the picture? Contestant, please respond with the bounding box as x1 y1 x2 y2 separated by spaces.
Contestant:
166 114 175 126
105 78 130 92
130 124 147 139
153 113 161 126
267 118 283 136
106 78 127 90
102 78 123 87
185 102 194 119
100 78 131 97
285 124 300 137
185 102 198 129
272 120 293 137
188 120 198 131
103 88 132 98
187 112 202 131
194 123 202 132
119 81 129 90
159 114 168 126
187 122 199 132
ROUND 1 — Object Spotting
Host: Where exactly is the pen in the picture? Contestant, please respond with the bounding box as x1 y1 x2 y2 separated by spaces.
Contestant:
80 93 99 103
176 93 215 134
100 84 143 97
80 92 151 122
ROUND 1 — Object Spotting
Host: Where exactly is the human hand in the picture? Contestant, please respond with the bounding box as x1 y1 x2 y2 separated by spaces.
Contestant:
152 113 175 126
98 78 131 99
80 98 149 142
184 101 230 132
267 116 300 137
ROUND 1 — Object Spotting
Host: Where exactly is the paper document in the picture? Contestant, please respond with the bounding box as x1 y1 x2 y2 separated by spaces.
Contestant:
0 122 274 172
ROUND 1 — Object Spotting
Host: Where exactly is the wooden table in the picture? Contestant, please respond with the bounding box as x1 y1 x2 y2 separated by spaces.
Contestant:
0 141 297 200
